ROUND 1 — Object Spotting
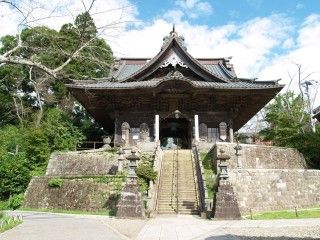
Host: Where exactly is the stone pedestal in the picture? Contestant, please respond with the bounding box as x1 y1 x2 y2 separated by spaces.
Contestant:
116 182 144 218
213 180 241 219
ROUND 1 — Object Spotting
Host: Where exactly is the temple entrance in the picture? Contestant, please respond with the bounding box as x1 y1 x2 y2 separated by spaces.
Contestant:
160 117 191 149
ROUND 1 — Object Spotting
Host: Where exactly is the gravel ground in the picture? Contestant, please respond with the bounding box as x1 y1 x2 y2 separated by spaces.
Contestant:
212 226 320 239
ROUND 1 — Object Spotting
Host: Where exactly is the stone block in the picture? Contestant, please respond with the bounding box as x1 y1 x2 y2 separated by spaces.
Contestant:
116 183 144 218
213 180 241 219
228 169 320 215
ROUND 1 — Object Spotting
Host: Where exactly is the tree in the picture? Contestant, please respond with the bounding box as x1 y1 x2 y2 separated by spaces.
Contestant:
0 11 113 126
261 91 320 169
260 91 310 146
0 0 115 79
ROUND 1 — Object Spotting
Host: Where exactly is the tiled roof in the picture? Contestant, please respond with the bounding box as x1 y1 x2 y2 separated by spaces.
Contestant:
112 64 143 80
111 61 236 81
67 77 282 90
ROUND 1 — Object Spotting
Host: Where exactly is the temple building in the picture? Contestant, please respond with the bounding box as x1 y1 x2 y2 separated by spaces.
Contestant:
67 29 283 148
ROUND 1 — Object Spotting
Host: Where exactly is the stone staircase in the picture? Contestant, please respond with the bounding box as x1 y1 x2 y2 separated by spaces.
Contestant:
157 149 199 215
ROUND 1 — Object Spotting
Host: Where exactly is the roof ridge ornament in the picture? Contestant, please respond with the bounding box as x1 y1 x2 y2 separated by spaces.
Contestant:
161 51 188 68
166 70 184 79
161 26 187 50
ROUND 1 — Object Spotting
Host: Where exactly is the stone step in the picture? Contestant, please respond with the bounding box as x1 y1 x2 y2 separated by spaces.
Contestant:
158 201 197 206
157 150 198 216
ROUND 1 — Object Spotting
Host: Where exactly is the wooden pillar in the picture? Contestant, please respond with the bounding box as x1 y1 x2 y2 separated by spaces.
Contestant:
155 115 159 142
194 115 199 142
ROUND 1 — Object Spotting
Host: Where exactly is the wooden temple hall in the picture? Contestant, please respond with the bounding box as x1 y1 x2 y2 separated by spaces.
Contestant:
67 28 283 149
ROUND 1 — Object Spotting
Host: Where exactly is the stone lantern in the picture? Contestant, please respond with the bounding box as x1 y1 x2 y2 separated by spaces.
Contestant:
217 148 230 180
117 147 125 172
126 149 140 182
234 138 242 168
117 149 144 218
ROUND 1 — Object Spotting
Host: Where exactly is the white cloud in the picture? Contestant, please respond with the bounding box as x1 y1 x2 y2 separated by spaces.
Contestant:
111 14 292 79
0 1 319 108
259 14 320 107
175 0 213 19
0 0 138 36
163 10 184 23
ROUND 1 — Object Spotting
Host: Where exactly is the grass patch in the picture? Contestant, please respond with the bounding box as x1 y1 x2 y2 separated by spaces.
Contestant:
19 208 110 216
48 178 64 188
245 207 320 220
0 200 9 210
0 212 22 233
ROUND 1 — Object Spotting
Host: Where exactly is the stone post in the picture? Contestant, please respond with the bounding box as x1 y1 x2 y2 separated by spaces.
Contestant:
116 149 144 218
194 115 199 143
213 148 241 219
117 147 125 172
234 139 242 168
229 119 234 143
155 115 159 143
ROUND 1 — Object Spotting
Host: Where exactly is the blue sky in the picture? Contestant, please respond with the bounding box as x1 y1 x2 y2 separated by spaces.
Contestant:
136 0 317 26
0 0 319 110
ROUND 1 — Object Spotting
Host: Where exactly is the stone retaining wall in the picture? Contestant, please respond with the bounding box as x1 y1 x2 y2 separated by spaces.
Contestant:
24 177 119 211
214 143 307 169
46 149 118 177
229 169 320 214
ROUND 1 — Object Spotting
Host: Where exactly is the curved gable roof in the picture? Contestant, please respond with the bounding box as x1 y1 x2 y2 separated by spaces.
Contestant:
120 32 230 83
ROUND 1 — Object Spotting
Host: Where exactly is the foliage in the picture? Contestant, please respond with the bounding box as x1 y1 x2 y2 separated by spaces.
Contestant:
48 178 64 188
0 200 9 210
289 126 320 169
25 128 51 166
200 152 217 199
261 92 310 146
0 213 22 233
8 194 24 210
41 108 84 151
261 92 320 168
0 153 31 199
72 105 106 141
136 153 157 194
0 12 114 204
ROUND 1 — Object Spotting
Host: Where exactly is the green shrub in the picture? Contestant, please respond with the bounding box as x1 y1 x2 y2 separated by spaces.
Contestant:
8 193 24 210
0 200 9 210
48 178 64 188
0 153 31 199
136 164 157 182
136 153 157 194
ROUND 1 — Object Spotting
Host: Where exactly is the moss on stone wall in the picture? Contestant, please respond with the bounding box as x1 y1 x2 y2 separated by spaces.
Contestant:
24 175 125 212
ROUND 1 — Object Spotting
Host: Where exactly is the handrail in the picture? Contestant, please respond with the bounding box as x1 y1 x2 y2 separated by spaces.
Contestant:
192 145 207 214
190 148 200 212
171 149 176 211
153 143 163 213
176 145 179 214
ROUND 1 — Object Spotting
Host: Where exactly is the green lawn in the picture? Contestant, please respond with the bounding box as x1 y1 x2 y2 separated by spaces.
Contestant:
0 212 22 233
245 208 320 220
